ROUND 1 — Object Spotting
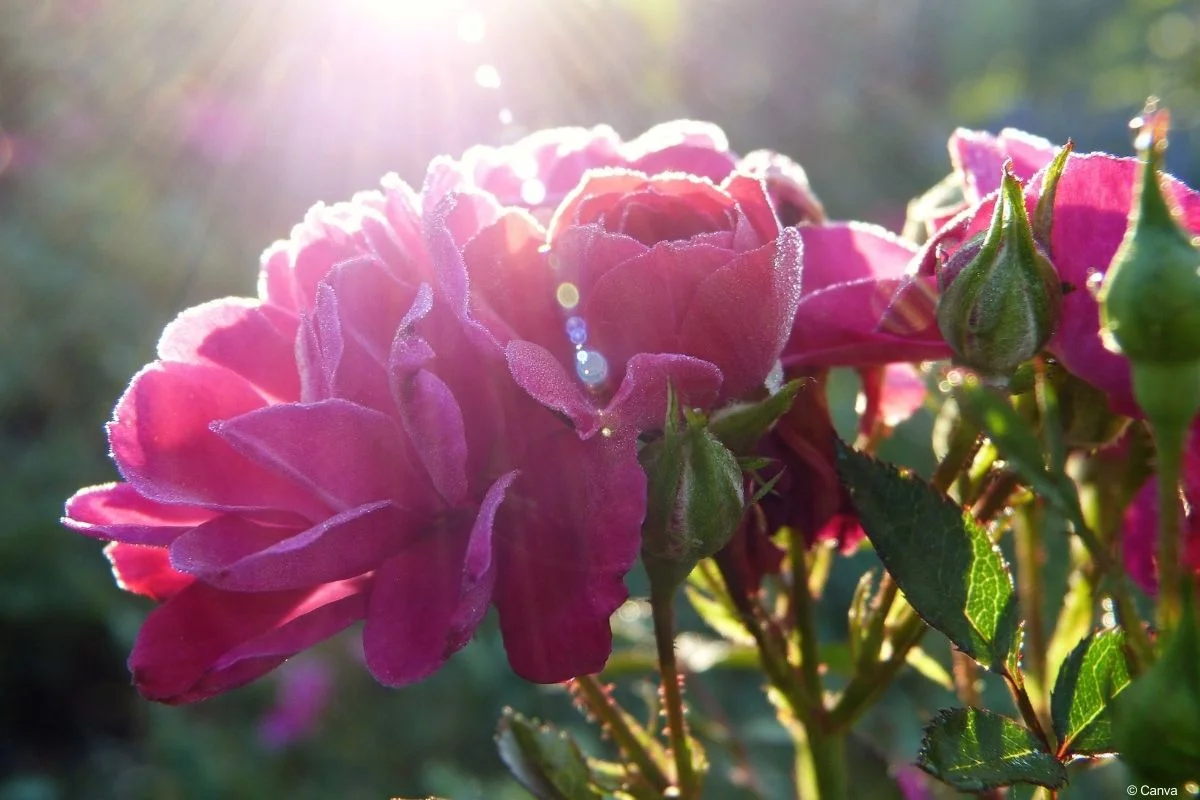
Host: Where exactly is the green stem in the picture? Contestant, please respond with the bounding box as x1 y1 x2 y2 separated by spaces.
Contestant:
651 593 699 799
788 528 847 800
829 605 928 731
1153 420 1186 635
1013 501 1050 729
572 675 671 792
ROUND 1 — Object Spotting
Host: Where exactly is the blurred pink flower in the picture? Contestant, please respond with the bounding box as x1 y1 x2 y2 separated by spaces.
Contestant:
1123 420 1200 595
258 657 332 749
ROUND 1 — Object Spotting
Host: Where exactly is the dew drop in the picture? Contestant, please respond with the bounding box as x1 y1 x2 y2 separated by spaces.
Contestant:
1085 269 1104 297
556 282 580 310
575 349 608 386
565 316 588 345
498 107 514 125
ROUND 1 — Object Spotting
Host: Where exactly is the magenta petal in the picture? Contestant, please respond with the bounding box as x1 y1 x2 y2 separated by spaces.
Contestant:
679 227 802 400
788 274 949 367
157 298 300 402
494 431 644 682
550 225 647 300
131 580 366 704
170 501 415 592
109 362 324 518
63 482 215 545
586 242 735 374
721 173 781 247
1122 480 1159 595
448 472 517 651
392 368 470 507
798 222 917 292
949 127 1056 202
105 542 194 601
506 340 597 432
602 353 724 436
363 532 473 687
216 399 432 513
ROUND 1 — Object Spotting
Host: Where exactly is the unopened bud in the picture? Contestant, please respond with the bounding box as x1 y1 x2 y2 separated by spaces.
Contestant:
936 163 1064 382
1098 104 1200 433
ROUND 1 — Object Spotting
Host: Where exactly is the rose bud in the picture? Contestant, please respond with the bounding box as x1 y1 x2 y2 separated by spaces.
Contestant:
1099 106 1200 434
935 163 1063 383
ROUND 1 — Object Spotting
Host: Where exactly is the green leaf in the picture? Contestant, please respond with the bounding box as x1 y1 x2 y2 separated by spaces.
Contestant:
709 378 803 455
496 709 603 800
953 381 1082 524
918 708 1066 791
835 441 1021 674
1050 629 1131 758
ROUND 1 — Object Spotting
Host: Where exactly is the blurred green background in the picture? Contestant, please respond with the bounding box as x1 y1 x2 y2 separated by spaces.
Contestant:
2 1 1197 797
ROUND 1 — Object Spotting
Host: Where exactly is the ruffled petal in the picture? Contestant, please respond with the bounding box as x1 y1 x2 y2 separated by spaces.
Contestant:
105 542 194 601
157 298 300 403
679 227 802 400
170 501 416 592
129 579 366 704
493 431 644 682
215 399 432 513
63 482 215 545
108 362 325 518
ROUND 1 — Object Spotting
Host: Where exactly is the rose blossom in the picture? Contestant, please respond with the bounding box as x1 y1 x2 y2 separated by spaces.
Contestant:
63 120 817 703
64 171 643 701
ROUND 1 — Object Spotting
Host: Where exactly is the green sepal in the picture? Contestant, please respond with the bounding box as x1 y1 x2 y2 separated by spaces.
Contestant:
708 378 803 455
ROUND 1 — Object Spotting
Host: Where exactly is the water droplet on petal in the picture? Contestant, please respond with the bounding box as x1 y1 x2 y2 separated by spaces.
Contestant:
565 316 588 345
556 282 580 310
1085 269 1105 297
575 349 608 386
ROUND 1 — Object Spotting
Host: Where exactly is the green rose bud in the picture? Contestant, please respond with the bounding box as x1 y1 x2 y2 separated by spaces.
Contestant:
1098 105 1200 434
640 392 745 602
936 162 1064 383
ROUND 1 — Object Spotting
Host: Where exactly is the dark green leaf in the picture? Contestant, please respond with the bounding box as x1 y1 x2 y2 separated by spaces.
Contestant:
835 441 1021 674
918 708 1066 791
1050 629 1132 757
709 378 803 455
496 709 603 800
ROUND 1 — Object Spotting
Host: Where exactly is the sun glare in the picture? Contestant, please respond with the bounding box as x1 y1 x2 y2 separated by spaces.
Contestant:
343 0 474 31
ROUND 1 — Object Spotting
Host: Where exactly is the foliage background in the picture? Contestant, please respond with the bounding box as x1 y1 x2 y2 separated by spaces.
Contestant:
2 0 1197 797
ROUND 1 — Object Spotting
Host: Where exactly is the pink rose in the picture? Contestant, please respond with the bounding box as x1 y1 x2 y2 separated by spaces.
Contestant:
64 171 644 701
439 167 805 435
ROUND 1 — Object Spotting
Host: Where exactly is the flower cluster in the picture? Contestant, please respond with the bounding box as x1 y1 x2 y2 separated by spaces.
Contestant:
64 118 1200 705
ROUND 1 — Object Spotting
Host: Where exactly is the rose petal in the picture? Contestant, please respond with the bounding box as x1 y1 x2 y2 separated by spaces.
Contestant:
494 431 644 682
130 579 366 704
602 353 724 437
216 399 432 513
105 542 194 601
679 227 802 400
157 298 300 402
170 501 416 592
109 362 325 518
64 482 216 545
